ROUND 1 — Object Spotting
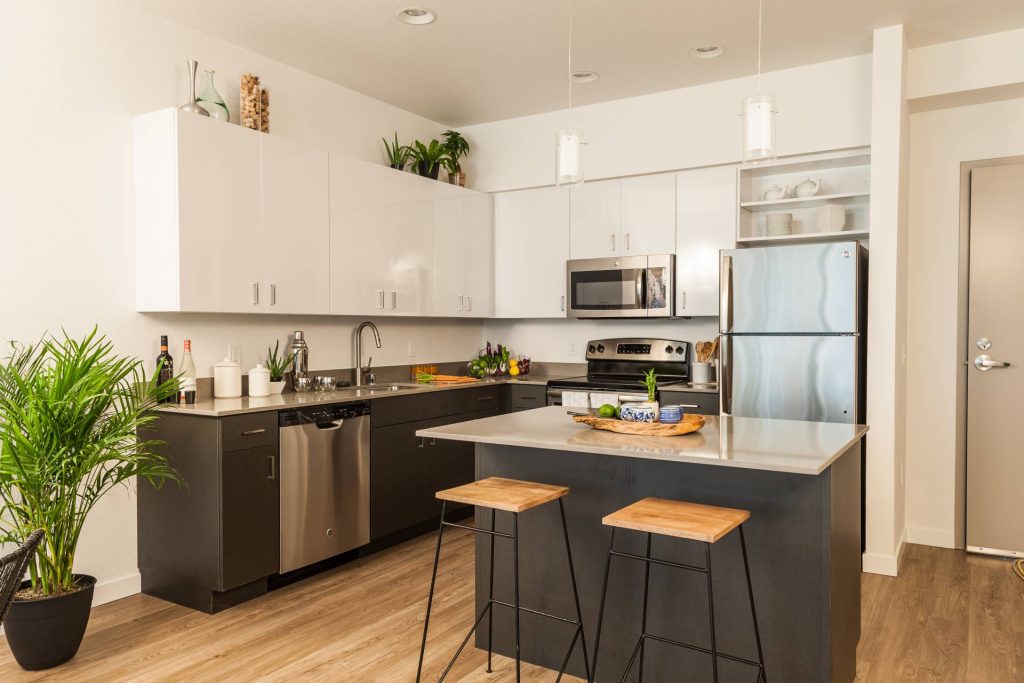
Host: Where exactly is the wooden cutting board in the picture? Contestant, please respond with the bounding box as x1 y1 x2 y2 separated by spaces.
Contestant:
572 413 706 437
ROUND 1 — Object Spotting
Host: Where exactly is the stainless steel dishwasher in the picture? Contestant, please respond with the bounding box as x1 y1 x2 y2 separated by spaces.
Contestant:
278 401 370 574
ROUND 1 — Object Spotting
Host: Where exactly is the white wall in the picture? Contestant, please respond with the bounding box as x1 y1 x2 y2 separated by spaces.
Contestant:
905 97 1024 548
0 0 483 605
460 55 872 192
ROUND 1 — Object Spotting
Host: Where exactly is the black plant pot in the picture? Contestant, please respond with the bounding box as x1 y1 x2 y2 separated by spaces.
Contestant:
4 575 95 671
389 163 404 170
417 161 441 180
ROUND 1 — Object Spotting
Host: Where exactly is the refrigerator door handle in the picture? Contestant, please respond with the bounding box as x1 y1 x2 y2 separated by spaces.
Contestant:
720 254 733 333
720 335 733 415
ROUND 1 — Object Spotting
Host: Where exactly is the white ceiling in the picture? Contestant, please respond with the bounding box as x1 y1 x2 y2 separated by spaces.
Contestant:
139 0 1024 126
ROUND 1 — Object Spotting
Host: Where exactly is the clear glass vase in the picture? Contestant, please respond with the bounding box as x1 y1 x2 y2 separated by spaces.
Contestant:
197 70 229 122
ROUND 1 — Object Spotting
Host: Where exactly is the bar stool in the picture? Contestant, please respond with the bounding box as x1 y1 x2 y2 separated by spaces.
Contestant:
416 477 591 683
590 497 766 683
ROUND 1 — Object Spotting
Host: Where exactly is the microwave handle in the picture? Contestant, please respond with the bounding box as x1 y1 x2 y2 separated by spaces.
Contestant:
635 269 647 308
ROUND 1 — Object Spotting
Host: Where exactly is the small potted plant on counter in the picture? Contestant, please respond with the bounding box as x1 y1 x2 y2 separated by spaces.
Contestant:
408 138 448 180
0 328 179 670
620 369 659 423
382 131 410 170
440 129 470 186
265 340 294 394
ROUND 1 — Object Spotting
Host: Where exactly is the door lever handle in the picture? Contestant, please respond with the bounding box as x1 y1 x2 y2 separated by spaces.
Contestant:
974 355 1011 371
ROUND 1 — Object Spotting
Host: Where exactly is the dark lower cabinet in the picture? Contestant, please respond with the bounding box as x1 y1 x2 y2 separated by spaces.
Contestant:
221 445 279 588
502 384 547 412
659 389 720 415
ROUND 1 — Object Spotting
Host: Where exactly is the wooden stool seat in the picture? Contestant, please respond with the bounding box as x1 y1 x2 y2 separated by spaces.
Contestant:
436 476 569 513
602 497 750 543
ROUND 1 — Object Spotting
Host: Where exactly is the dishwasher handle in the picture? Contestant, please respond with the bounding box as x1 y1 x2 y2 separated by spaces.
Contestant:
315 419 345 431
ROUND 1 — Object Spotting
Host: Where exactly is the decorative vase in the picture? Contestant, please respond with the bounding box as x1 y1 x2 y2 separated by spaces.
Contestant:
4 575 96 670
448 171 466 187
269 380 286 394
620 402 659 423
197 69 229 121
418 161 441 180
179 60 209 117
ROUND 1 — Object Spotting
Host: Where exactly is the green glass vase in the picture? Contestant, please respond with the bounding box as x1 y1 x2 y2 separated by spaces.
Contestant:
197 69 229 122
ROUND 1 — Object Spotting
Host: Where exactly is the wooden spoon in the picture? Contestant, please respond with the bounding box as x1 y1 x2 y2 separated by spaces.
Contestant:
708 336 719 360
695 341 707 362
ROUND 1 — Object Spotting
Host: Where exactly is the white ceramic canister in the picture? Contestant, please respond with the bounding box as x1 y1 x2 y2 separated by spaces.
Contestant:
213 357 242 398
249 363 271 397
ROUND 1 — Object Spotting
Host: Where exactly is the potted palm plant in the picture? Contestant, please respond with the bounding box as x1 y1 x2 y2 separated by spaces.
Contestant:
381 131 410 171
407 138 448 180
440 129 470 186
0 329 179 670
265 340 294 394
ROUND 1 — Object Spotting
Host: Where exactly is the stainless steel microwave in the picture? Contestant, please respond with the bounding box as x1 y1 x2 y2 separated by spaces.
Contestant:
566 255 675 318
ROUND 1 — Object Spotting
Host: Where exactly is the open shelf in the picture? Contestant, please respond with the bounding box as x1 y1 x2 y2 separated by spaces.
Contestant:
737 229 870 246
740 192 870 211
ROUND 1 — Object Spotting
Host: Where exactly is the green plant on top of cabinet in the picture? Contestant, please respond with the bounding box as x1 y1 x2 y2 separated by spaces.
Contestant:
440 129 470 187
408 139 448 180
382 131 410 170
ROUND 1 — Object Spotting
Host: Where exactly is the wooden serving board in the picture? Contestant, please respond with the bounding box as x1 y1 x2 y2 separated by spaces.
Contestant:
572 413 706 437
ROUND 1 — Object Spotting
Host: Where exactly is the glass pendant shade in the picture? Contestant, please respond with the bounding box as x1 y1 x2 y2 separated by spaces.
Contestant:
741 93 777 163
556 129 583 186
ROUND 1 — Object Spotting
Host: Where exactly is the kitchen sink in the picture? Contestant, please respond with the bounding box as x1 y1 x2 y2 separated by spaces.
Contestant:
351 383 425 392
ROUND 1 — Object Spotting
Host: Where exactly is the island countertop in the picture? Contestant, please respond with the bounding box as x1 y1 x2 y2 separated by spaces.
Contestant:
417 405 868 475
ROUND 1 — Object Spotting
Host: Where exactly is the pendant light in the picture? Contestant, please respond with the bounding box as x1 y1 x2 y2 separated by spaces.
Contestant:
741 0 777 163
556 0 584 185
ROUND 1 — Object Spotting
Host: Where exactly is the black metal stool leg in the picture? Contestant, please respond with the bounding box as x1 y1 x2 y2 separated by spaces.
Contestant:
556 498 592 683
416 501 448 683
589 527 616 683
638 532 652 682
739 525 767 683
512 511 521 683
487 507 496 673
705 541 718 682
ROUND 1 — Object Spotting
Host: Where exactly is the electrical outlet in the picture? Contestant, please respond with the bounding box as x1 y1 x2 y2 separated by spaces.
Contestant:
901 343 907 368
228 345 240 363
569 343 577 356
407 340 416 357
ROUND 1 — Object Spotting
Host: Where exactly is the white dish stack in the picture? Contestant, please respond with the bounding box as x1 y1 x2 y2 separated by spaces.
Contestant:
765 212 793 236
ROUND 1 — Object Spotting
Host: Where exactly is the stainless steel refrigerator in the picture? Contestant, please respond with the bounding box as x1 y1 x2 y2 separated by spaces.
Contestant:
719 241 867 423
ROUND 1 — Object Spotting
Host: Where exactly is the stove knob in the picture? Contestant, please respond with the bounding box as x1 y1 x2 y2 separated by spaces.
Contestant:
597 344 605 353
665 345 674 354
588 344 596 353
676 346 685 355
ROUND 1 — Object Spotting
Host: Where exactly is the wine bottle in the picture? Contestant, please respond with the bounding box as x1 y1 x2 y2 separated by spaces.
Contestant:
156 335 175 404
179 339 197 405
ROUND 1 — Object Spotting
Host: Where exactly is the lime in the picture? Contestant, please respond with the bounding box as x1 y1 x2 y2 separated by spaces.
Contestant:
615 405 622 418
597 404 617 418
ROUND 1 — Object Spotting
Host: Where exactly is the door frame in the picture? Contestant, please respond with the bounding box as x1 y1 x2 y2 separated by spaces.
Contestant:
959 155 1024 550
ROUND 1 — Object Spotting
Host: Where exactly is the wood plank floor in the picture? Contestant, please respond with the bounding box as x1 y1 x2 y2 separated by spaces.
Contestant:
0 533 1021 682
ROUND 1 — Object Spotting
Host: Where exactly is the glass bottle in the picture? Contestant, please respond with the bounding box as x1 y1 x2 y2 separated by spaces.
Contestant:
197 70 230 122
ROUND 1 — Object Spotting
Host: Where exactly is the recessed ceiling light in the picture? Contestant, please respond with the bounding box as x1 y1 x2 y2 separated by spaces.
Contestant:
572 71 600 84
689 45 726 59
396 7 436 25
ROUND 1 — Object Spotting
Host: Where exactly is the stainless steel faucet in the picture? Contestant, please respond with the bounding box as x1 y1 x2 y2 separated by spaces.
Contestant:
355 321 382 386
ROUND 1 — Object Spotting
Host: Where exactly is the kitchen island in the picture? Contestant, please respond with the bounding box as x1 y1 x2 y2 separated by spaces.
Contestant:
418 406 868 682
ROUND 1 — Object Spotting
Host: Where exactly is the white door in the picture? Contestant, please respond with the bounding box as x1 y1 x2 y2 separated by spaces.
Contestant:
620 174 676 255
494 187 569 318
462 192 494 317
261 135 329 314
676 166 737 316
176 114 262 313
966 162 1024 558
570 179 620 259
329 154 390 315
432 194 466 316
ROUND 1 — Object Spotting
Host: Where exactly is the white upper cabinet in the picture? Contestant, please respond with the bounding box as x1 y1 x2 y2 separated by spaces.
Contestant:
494 186 569 318
675 166 737 317
570 174 676 259
135 109 262 313
260 135 329 314
433 184 494 317
570 179 620 259
620 174 676 255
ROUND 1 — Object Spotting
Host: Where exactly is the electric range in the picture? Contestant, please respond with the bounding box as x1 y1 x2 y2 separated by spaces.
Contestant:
546 337 691 406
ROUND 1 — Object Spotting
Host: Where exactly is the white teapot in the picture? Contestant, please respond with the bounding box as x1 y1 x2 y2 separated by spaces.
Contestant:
761 184 787 201
794 178 821 198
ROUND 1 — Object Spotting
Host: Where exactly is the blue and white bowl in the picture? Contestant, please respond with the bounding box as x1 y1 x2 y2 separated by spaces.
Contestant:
620 402 659 423
659 405 683 424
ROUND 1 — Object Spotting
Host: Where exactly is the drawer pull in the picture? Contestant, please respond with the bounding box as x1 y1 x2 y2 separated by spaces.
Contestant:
520 396 538 401
675 404 700 409
267 455 275 480
241 428 267 436
477 395 494 401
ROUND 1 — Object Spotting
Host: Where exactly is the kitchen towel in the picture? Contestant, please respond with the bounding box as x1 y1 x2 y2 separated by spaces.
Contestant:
590 394 620 408
562 391 591 408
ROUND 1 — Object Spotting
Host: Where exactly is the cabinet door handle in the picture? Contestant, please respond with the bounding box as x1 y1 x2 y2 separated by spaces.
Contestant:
457 295 464 311
561 295 566 312
418 437 424 448
267 455 275 480
242 428 266 436
466 295 472 312
252 283 259 306
429 438 436 447
269 283 276 306
625 232 630 251
390 290 397 310
610 234 616 252
680 291 686 310
376 290 385 309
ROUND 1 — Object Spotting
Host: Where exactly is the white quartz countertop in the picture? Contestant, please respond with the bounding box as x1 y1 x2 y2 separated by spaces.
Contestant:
417 405 868 476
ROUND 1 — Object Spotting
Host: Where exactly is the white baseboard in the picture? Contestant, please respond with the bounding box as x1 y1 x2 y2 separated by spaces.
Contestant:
91 572 141 607
906 525 958 549
862 528 908 577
